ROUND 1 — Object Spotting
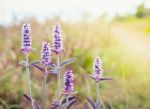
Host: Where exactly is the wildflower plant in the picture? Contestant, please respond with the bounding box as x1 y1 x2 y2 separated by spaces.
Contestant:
41 42 51 109
19 24 35 109
52 24 64 105
87 57 112 109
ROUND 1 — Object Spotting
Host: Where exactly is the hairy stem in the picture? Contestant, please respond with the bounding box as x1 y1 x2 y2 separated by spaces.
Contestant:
66 96 69 109
42 67 48 109
25 53 35 109
96 82 99 104
57 54 61 104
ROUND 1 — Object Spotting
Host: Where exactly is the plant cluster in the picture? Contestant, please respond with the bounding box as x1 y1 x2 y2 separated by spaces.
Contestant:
20 23 112 109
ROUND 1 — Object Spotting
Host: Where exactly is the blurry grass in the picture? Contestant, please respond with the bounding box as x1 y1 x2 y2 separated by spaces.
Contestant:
114 17 150 36
0 17 150 109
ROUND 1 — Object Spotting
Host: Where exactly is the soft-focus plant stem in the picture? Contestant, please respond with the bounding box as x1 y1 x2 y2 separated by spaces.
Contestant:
25 53 35 109
96 82 99 104
57 54 61 104
66 95 69 109
41 67 48 109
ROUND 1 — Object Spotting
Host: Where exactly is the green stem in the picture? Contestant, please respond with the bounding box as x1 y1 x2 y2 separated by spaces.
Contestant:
66 96 69 109
42 67 48 109
96 82 99 104
57 54 61 104
25 53 35 109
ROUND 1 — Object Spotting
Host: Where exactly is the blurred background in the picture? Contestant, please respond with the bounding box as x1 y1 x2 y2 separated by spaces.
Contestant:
0 0 150 109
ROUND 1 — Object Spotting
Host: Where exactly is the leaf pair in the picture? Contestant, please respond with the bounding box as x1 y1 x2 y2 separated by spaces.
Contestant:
60 58 76 68
87 75 113 83
86 97 101 109
30 60 56 75
31 58 76 74
49 96 77 109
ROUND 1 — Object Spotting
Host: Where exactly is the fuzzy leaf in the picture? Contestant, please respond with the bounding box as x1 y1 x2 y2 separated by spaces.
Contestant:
49 101 60 109
62 96 76 104
87 75 95 80
87 75 113 83
67 99 77 109
34 102 41 109
86 97 96 109
19 60 27 66
24 94 31 101
60 58 76 68
31 63 45 72
50 105 59 109
48 62 57 68
100 77 113 81
95 101 101 109
24 94 41 109
46 69 57 75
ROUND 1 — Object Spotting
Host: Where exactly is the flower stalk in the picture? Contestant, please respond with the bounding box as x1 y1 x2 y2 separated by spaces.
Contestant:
41 67 48 109
96 82 99 104
40 42 51 109
57 54 61 104
25 53 35 109
21 24 34 109
66 95 69 108
52 24 64 104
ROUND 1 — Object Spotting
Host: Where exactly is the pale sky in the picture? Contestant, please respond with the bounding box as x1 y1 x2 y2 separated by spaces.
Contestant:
0 0 150 25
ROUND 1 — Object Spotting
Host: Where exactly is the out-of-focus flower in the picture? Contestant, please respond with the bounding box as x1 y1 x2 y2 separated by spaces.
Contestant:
52 23 64 54
63 69 75 96
88 56 112 83
41 42 51 66
21 24 32 54
88 57 103 83
93 57 103 79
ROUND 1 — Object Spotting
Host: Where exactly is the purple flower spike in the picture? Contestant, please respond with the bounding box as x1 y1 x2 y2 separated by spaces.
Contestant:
63 69 74 96
21 24 32 54
88 57 112 83
92 57 103 82
41 42 51 66
52 23 64 54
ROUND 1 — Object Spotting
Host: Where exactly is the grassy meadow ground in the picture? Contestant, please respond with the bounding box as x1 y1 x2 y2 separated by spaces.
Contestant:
0 17 150 109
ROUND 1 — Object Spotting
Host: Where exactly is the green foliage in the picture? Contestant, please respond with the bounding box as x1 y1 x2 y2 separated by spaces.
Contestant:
136 3 145 18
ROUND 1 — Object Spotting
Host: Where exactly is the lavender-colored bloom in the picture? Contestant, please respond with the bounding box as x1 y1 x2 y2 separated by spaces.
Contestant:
21 24 32 54
63 69 74 95
52 23 64 54
41 42 51 66
92 57 103 82
88 57 112 83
